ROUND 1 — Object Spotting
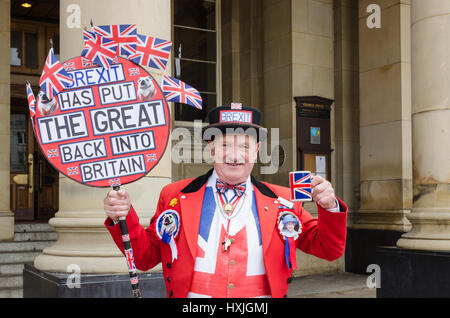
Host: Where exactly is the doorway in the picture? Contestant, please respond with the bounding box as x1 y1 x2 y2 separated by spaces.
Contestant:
10 98 59 222
10 0 60 222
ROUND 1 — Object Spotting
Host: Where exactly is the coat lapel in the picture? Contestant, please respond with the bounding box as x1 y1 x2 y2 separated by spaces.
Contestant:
179 184 206 260
253 186 279 256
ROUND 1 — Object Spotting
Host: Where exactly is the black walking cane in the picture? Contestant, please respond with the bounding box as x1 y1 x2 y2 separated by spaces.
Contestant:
113 185 142 298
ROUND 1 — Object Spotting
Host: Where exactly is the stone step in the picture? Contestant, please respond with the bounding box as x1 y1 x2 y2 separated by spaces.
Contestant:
14 223 54 233
13 231 57 242
0 251 42 264
0 287 22 298
0 240 54 253
0 275 22 288
0 263 25 276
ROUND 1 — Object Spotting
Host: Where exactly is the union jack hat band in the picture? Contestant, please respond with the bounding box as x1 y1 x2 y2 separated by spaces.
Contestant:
203 105 267 141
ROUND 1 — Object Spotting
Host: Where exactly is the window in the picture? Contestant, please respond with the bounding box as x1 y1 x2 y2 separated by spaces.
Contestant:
11 20 59 75
173 0 220 122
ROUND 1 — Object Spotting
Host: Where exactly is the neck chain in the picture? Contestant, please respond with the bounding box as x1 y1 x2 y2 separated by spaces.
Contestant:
215 189 247 252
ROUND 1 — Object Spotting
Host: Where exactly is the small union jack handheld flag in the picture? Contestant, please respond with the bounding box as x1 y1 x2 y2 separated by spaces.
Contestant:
26 82 36 118
162 75 203 110
82 30 96 43
39 48 73 99
93 24 138 57
81 32 118 69
289 171 312 202
128 34 172 71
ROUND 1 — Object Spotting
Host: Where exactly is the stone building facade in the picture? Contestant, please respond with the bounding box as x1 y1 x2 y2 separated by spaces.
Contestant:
0 0 449 297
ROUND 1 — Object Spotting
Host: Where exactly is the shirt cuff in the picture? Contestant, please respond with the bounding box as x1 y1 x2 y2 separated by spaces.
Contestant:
325 198 341 213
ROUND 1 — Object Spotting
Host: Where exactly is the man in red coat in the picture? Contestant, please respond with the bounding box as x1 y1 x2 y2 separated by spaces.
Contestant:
104 104 347 298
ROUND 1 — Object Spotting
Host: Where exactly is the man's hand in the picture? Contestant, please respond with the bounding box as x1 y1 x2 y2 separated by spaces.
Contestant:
104 189 131 222
311 175 337 210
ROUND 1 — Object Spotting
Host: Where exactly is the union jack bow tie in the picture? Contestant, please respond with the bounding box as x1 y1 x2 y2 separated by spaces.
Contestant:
216 179 247 197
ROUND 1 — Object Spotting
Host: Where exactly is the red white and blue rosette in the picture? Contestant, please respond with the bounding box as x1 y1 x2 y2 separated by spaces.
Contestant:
155 209 180 262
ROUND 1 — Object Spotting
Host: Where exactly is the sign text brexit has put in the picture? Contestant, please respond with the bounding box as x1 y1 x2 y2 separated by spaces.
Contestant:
33 56 170 187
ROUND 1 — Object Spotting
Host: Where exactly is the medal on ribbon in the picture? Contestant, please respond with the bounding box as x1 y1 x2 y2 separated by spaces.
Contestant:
156 210 180 262
277 210 302 272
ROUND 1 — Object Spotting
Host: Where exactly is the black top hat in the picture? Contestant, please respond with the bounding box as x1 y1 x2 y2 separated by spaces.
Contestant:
202 103 267 141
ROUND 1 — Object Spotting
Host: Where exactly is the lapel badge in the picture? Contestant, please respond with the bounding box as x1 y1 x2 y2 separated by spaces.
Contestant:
156 210 180 262
169 198 178 207
278 196 294 209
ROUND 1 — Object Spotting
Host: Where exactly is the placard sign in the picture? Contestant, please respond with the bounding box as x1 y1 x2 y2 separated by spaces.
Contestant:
33 56 170 187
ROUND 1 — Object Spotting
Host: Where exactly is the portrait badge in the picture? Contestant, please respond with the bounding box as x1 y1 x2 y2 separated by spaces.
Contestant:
277 211 302 241
277 210 302 271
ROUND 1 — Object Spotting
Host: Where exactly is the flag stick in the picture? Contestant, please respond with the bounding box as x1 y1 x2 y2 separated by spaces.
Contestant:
113 185 142 298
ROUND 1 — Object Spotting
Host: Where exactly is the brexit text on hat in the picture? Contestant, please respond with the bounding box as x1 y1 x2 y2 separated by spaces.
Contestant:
219 110 253 124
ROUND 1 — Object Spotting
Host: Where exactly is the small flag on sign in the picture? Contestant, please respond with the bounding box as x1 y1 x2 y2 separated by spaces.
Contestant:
63 61 75 71
67 167 79 175
128 34 172 71
81 32 118 69
47 149 59 158
162 75 202 110
289 171 312 202
93 24 138 57
146 154 157 162
128 67 140 76
39 48 74 99
26 82 36 119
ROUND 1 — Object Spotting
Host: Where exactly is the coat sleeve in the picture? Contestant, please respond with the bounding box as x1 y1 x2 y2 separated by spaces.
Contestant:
104 186 169 271
296 197 348 261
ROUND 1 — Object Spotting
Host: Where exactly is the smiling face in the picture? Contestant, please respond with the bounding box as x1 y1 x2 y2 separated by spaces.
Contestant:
286 222 295 232
209 133 260 185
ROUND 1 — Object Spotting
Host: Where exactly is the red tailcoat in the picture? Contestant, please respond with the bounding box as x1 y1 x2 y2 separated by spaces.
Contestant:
105 170 348 298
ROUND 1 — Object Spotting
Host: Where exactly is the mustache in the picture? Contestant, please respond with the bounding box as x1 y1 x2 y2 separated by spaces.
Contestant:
213 157 256 164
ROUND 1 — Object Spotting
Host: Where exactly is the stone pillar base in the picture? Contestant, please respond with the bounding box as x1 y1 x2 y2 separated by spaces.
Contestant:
396 208 450 251
376 247 450 297
352 209 412 232
0 212 14 241
23 264 166 298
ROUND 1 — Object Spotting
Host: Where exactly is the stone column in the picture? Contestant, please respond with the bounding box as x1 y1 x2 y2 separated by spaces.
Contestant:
354 0 412 232
344 0 413 274
333 0 360 220
396 0 450 251
34 0 171 273
0 0 14 241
